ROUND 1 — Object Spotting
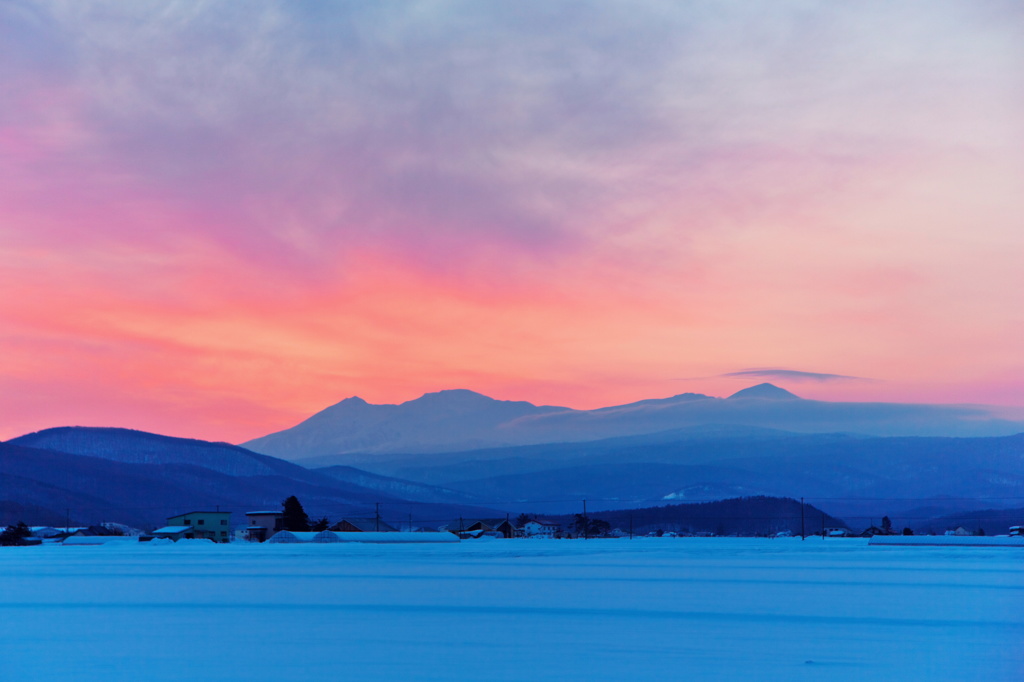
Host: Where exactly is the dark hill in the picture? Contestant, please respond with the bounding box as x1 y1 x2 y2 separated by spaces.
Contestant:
0 431 502 529
548 496 845 537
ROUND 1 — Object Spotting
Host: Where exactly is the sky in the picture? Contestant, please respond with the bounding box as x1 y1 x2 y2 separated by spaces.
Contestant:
1 1 1022 442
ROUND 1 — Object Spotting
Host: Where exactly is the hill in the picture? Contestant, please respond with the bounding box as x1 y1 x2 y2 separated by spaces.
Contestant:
545 496 846 537
0 429 501 529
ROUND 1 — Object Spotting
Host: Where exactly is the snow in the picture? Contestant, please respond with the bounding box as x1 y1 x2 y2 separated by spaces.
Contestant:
870 535 1024 547
266 530 460 543
0 538 1020 681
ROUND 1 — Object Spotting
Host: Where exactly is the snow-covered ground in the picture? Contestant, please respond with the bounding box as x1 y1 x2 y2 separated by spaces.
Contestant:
1 538 1020 681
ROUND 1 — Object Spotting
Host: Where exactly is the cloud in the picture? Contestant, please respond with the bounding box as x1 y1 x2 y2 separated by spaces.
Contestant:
721 369 872 383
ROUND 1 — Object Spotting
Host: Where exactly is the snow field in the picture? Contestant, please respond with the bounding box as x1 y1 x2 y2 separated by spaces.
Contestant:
0 538 1020 681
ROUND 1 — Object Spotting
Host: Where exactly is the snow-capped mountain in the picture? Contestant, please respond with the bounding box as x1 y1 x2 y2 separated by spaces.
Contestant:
242 383 1024 460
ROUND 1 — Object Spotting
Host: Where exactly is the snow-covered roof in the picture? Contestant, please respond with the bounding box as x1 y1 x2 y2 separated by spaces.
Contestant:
63 535 138 545
153 526 193 534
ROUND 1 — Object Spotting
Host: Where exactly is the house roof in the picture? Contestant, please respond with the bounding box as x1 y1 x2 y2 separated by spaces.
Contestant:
153 526 193 534
168 511 231 519
246 511 282 516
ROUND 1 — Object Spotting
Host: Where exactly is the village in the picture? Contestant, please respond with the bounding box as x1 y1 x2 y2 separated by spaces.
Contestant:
3 496 1021 547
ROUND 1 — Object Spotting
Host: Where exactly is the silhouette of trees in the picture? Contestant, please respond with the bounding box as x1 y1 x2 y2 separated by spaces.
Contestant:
281 496 311 532
0 522 31 546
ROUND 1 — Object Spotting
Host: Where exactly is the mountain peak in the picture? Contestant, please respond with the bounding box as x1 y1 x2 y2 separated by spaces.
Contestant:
407 389 496 405
727 383 801 400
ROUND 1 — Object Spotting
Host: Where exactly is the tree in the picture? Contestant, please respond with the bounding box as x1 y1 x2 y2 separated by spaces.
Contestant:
310 517 330 532
881 516 893 535
515 513 532 527
902 527 914 536
281 496 311 532
0 522 32 547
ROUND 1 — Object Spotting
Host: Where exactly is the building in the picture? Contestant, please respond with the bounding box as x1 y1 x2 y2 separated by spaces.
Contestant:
245 511 284 542
149 526 195 541
442 518 518 538
165 510 232 542
521 519 561 538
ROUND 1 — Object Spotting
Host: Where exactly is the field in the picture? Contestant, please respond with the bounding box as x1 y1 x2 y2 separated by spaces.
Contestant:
1 538 1021 681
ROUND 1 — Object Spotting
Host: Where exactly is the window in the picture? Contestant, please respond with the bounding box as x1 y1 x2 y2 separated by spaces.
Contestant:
221 520 227 525
198 519 205 525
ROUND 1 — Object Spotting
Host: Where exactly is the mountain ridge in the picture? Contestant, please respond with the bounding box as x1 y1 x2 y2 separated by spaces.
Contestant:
241 384 1024 460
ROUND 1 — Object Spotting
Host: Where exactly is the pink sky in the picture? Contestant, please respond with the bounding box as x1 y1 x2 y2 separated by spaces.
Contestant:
1 2 1022 442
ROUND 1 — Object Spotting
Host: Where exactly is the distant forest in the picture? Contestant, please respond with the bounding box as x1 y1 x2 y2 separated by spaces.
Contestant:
548 496 845 537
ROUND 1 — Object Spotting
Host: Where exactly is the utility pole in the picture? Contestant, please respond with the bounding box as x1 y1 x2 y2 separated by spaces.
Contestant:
583 499 588 540
65 507 70 534
821 512 826 539
375 502 380 532
800 497 805 540
629 513 633 540
408 513 413 533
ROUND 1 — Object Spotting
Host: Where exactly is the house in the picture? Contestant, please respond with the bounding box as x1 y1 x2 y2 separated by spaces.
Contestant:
332 518 397 533
441 519 518 538
1010 526 1022 537
245 511 284 542
165 510 232 542
945 527 972 536
150 526 196 541
859 526 886 538
521 519 561 538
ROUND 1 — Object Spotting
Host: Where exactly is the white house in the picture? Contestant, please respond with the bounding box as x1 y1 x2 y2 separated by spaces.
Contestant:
521 520 561 538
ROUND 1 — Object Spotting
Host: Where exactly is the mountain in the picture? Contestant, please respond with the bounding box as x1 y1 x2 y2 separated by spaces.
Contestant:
727 383 800 400
0 428 501 529
242 385 1024 460
243 389 569 458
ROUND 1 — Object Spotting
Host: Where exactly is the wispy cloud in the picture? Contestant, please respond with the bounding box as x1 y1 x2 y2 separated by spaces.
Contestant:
721 369 872 383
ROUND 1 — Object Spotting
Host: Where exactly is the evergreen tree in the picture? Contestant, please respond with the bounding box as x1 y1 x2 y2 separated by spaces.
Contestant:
0 521 32 546
515 513 532 527
281 496 311 531
310 516 330 532
881 516 893 534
